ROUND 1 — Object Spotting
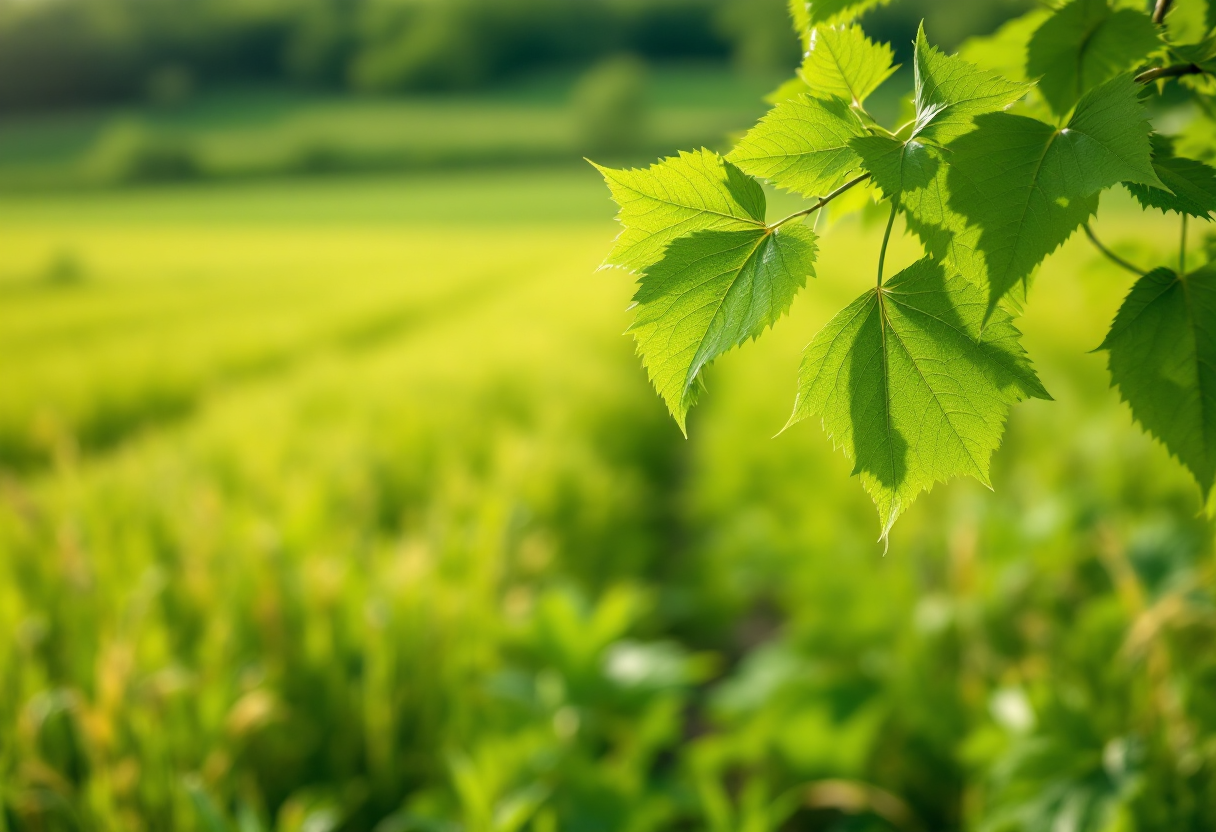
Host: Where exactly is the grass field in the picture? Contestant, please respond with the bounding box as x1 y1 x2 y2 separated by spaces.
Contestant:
2 167 1215 831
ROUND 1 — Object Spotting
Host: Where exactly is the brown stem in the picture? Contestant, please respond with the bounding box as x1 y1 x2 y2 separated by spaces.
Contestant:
1153 0 1174 25
1135 63 1205 83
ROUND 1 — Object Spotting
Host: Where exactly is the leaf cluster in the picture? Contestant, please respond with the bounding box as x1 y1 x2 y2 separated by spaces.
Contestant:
594 0 1216 539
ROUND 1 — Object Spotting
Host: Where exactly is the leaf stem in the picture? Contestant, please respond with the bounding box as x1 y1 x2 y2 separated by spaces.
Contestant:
1083 223 1147 277
1153 0 1174 25
877 200 898 287
769 173 872 229
1181 214 1188 274
1134 63 1205 84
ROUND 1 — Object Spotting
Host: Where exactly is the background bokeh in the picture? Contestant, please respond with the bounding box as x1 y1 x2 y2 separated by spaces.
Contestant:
2 1 1215 831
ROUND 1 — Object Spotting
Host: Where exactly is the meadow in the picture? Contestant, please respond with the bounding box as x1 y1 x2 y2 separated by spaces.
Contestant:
2 154 1215 832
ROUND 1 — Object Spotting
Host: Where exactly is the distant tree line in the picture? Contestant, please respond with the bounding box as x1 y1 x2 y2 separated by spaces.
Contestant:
0 0 1034 114
0 0 805 112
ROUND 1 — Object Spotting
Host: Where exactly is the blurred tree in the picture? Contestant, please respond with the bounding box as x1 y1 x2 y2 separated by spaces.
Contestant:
715 0 801 75
573 55 650 157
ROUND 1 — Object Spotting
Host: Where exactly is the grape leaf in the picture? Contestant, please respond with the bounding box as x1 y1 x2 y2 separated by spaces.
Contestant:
729 94 869 198
1027 0 1160 116
789 258 1050 539
1125 135 1216 220
800 24 897 107
803 0 894 27
632 224 818 431
912 24 1032 143
594 150 766 274
1100 266 1216 501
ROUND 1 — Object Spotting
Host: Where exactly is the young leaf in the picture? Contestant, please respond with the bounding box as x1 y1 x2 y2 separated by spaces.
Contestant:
1027 0 1161 116
1125 135 1216 220
594 150 766 274
912 24 1032 143
800 25 897 108
729 94 868 198
632 225 818 431
789 258 1049 539
801 0 894 27
1100 266 1216 502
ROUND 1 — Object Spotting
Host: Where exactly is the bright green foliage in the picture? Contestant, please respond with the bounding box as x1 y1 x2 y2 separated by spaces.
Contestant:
958 9 1052 82
729 94 868 198
947 75 1161 312
862 74 1160 314
631 225 818 431
595 150 766 274
594 7 1216 533
911 24 1031 143
1027 0 1161 116
798 0 894 27
789 258 1049 539
1101 266 1216 499
1173 35 1216 74
800 24 897 107
1126 135 1216 220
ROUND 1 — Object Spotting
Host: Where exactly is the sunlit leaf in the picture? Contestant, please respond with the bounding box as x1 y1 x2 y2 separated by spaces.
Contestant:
789 258 1049 539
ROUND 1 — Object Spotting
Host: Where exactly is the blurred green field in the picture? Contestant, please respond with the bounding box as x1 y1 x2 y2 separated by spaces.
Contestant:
2 168 1215 832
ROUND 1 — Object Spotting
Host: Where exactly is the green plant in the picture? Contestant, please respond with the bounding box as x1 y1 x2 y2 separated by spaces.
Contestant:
593 0 1216 542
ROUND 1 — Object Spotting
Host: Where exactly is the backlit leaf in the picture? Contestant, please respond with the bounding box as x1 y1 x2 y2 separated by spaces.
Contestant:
912 24 1032 143
594 150 766 274
800 24 897 107
632 225 818 431
789 258 1049 539
729 94 869 198
803 0 893 27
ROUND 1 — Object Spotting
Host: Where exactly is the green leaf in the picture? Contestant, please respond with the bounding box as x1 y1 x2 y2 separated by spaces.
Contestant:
765 76 812 105
802 0 893 27
912 24 1032 143
1172 35 1216 74
800 24 897 108
849 23 1034 242
1100 266 1216 501
789 258 1049 539
632 225 818 431
1125 134 1216 220
1027 0 1161 116
958 9 1053 83
789 0 811 49
861 74 1161 313
594 150 766 274
729 94 868 198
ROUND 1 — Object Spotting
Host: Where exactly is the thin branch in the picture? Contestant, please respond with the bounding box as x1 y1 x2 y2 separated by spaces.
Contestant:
1134 63 1205 84
1084 223 1147 277
769 173 872 229
877 200 898 287
1153 0 1174 25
